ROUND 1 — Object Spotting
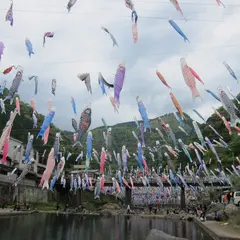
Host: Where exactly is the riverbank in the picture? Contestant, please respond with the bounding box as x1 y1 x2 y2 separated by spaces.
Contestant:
193 217 240 240
0 209 38 217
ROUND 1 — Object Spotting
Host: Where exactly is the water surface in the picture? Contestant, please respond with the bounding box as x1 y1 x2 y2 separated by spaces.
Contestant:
0 213 212 240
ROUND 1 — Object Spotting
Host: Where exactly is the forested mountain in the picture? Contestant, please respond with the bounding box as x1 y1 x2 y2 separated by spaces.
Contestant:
64 113 194 170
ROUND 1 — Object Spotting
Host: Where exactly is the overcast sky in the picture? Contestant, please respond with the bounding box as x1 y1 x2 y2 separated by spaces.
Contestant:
0 0 240 131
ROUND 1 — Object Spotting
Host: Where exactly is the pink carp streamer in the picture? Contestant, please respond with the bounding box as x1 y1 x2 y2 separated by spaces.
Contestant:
100 147 106 174
216 0 225 8
116 181 121 193
180 58 201 100
222 116 232 135
31 97 37 113
132 24 138 43
130 176 134 188
142 156 149 173
2 128 10 163
122 177 131 188
156 71 172 89
109 96 119 113
170 0 186 20
48 99 52 111
41 148 55 190
189 67 204 85
43 126 50 145
73 133 77 141
15 97 20 115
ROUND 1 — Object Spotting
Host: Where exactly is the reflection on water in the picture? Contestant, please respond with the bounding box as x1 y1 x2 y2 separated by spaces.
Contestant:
0 214 212 240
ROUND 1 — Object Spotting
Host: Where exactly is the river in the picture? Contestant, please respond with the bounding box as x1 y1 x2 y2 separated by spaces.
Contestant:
0 213 212 240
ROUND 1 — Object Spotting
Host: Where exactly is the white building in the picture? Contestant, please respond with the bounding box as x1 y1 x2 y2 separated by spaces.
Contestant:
1 137 46 178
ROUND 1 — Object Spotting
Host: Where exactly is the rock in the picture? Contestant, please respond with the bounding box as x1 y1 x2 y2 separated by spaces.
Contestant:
102 203 120 210
225 204 239 217
208 203 224 213
206 210 228 221
145 229 187 240
206 212 215 221
99 209 112 216
187 216 193 221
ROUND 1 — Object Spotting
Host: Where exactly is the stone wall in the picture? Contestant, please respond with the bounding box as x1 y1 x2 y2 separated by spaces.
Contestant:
0 174 49 203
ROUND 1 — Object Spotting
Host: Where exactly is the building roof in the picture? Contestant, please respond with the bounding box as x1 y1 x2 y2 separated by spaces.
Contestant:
73 165 85 169
70 169 99 174
10 137 23 144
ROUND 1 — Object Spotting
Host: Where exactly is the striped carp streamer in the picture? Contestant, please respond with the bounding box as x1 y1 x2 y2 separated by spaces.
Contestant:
169 92 184 120
188 66 204 85
4 67 23 104
218 87 240 127
180 58 201 100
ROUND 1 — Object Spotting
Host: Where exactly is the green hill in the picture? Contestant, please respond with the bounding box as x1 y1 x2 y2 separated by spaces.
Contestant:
2 86 240 174
0 89 72 167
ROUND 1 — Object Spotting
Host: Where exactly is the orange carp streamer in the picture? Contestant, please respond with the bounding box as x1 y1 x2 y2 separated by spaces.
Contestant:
169 92 184 120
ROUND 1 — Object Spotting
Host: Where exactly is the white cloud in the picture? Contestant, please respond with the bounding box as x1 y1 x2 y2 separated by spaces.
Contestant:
0 0 240 131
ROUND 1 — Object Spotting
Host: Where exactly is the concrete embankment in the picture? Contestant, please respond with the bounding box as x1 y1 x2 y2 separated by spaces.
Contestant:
193 218 240 240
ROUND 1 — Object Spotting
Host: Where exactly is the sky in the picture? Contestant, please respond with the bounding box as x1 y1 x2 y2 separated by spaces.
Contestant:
1 0 240 131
